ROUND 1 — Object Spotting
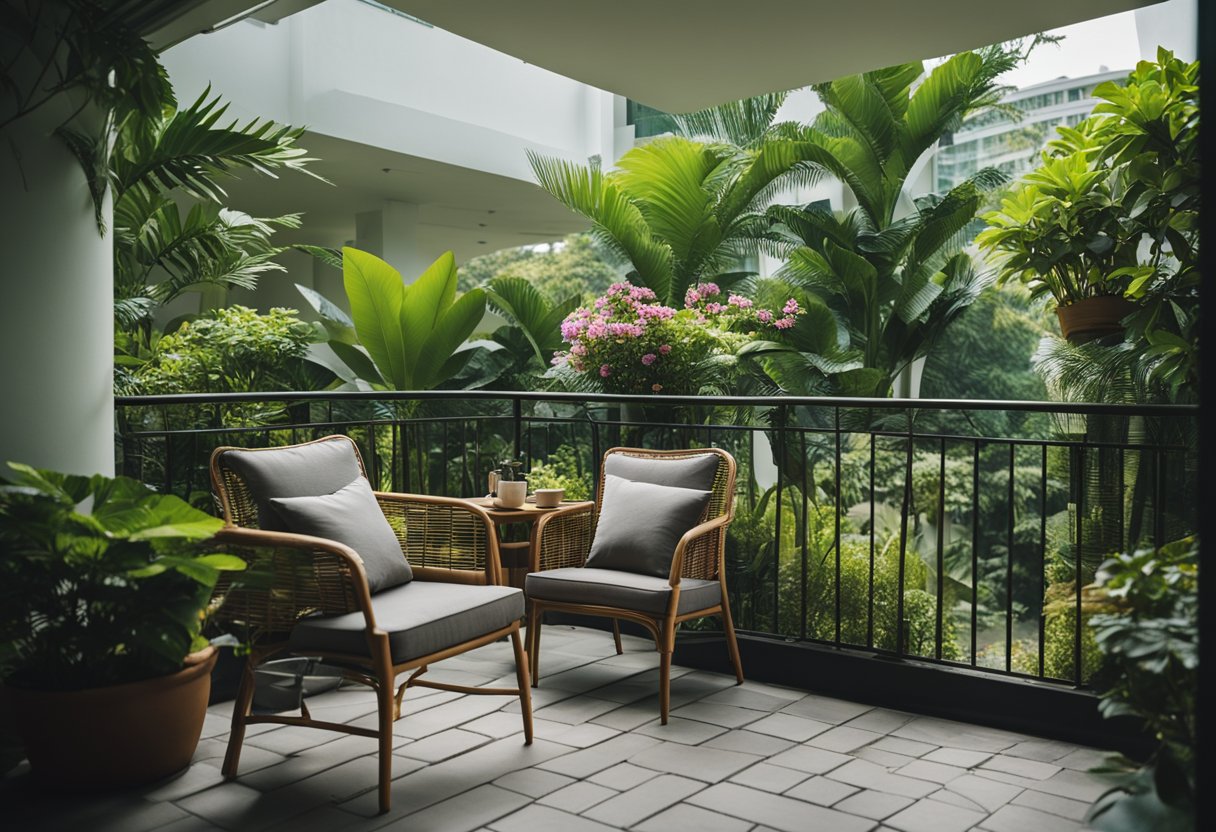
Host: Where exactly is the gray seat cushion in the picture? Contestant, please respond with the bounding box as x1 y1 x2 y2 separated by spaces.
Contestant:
585 474 710 577
525 567 721 617
290 581 524 664
270 476 412 592
220 437 364 530
604 452 719 491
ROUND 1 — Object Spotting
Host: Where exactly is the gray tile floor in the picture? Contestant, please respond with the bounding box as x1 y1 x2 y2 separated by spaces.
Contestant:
2 626 1118 831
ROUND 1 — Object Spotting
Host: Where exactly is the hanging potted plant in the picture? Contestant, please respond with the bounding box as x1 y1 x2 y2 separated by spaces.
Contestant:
0 463 245 788
978 50 1199 349
977 146 1136 343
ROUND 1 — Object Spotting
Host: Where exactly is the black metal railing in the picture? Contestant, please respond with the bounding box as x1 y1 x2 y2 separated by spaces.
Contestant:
115 390 1197 696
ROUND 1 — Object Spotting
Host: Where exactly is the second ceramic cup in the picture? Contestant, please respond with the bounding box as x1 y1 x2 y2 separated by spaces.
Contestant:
496 480 526 508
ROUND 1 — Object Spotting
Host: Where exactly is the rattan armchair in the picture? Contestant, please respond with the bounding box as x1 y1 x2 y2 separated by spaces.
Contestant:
209 435 532 814
526 447 743 723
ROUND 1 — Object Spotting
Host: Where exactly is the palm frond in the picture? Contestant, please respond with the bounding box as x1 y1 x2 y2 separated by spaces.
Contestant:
527 150 675 302
669 92 789 149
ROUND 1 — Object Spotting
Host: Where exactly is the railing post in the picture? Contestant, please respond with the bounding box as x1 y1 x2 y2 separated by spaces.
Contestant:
513 397 522 461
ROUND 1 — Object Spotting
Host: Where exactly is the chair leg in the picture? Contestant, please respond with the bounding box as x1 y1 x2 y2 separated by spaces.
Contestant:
374 643 396 814
221 654 257 778
720 601 745 685
510 628 534 745
528 603 542 687
659 649 672 725
612 619 623 655
659 614 677 725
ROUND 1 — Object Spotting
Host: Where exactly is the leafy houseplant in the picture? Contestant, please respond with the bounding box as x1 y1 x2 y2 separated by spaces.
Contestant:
1084 537 1197 832
0 463 245 787
979 50 1199 353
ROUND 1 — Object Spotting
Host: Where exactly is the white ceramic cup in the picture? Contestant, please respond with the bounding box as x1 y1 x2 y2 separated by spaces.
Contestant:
533 488 564 508
496 480 526 508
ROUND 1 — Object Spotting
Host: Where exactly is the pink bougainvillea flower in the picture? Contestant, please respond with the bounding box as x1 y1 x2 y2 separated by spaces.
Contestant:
756 309 773 323
659 344 672 355
728 294 753 309
599 364 612 377
783 298 801 316
641 353 657 366
773 316 795 329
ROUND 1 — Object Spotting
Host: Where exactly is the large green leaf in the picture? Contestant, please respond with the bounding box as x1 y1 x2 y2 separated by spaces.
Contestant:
328 341 385 387
295 283 357 345
401 251 458 380
416 288 486 388
343 247 408 388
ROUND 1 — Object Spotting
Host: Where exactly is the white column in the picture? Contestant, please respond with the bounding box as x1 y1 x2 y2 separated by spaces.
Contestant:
355 200 433 282
0 100 114 476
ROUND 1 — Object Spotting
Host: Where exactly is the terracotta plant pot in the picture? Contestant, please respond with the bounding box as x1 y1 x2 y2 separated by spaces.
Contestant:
1056 296 1136 343
3 647 217 789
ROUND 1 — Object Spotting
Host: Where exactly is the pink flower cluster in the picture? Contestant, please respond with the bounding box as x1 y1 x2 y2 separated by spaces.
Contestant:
556 281 679 375
682 282 803 331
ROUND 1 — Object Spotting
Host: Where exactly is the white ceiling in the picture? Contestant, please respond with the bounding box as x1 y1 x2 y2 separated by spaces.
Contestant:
388 0 1163 112
220 132 588 261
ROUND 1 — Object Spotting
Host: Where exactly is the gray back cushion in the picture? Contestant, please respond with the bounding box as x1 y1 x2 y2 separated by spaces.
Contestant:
604 453 718 492
220 438 364 530
585 474 711 578
270 476 412 592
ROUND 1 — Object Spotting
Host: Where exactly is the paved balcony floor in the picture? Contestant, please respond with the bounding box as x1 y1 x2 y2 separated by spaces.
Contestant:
5 626 1117 831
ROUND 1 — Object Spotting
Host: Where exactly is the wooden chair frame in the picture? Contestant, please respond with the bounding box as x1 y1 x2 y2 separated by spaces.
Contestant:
526 447 744 723
208 436 532 814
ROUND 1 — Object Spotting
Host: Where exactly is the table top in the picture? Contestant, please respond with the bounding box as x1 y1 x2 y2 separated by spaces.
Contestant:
461 496 593 520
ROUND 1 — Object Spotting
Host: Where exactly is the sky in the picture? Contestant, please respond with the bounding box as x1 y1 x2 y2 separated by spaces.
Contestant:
997 9 1143 89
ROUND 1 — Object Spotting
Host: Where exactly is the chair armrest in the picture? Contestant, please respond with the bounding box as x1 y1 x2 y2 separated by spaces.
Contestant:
209 526 378 638
532 502 596 572
668 514 732 586
374 492 504 584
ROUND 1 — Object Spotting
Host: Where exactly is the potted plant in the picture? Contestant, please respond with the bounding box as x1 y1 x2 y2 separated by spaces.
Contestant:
978 50 1198 348
0 463 244 788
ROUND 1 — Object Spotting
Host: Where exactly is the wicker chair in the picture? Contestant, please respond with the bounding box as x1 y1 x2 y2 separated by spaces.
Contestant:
526 447 743 723
208 435 532 814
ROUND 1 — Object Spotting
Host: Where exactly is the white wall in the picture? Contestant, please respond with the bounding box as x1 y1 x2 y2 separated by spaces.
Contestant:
0 99 114 477
162 0 618 179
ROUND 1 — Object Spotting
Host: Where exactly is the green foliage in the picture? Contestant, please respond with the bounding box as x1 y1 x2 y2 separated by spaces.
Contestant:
0 463 244 691
127 306 322 394
1090 537 1197 762
483 276 582 384
769 46 1023 396
552 281 802 394
107 87 322 335
460 234 620 302
525 445 593 502
920 285 1049 415
980 50 1199 403
308 248 488 391
1085 537 1197 832
528 124 824 307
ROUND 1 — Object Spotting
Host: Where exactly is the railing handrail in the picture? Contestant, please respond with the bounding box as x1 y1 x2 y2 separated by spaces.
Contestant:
114 389 1196 417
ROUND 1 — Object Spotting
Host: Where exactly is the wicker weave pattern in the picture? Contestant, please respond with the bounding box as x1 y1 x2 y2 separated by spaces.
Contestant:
377 493 488 573
210 543 360 636
536 507 595 571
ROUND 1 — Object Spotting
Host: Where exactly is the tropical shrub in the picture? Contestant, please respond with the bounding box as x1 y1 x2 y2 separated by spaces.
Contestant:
127 306 322 394
552 280 802 394
300 248 487 391
526 445 593 502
